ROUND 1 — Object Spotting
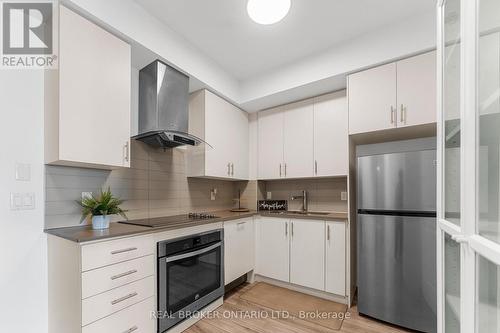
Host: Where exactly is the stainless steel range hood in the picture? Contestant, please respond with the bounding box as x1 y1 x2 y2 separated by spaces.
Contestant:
133 60 207 149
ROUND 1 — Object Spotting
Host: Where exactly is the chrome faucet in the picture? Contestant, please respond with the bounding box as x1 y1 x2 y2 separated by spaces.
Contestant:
291 190 308 213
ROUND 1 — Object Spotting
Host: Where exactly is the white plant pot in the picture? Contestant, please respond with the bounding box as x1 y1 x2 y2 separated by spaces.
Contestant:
92 215 110 230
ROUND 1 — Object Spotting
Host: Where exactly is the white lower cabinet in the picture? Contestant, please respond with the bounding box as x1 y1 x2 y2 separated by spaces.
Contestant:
256 217 290 282
289 219 325 290
224 218 255 284
325 221 346 296
256 217 346 296
82 297 155 333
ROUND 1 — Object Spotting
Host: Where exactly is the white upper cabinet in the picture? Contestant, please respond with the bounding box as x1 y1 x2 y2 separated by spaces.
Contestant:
283 100 314 178
348 51 437 134
45 5 131 169
188 89 249 180
289 219 325 290
258 107 285 180
397 51 437 127
348 63 397 134
313 91 348 177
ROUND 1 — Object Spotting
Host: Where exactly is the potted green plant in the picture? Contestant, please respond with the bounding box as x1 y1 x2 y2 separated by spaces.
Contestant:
77 188 128 230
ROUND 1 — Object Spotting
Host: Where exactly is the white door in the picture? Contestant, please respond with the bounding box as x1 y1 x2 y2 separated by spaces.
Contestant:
59 6 131 168
313 91 348 177
258 107 284 180
289 219 325 290
205 90 233 178
325 221 346 296
224 218 254 284
348 62 397 134
437 0 500 332
397 51 437 127
256 217 289 282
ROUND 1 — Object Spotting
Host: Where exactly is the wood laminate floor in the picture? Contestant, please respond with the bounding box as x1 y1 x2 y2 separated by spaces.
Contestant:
183 283 413 333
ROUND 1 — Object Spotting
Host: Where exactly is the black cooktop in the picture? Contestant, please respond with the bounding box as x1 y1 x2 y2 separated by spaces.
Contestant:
118 213 220 228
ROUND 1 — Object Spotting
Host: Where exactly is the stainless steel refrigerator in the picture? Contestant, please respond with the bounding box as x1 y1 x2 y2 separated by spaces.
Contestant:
357 149 437 333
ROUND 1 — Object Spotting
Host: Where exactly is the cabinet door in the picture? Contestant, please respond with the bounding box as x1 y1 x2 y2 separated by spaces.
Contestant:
230 104 249 180
325 221 346 296
205 90 234 178
289 219 325 290
59 6 131 168
313 91 348 177
256 217 289 282
258 107 284 180
224 218 255 284
396 51 437 127
348 63 397 134
283 99 314 178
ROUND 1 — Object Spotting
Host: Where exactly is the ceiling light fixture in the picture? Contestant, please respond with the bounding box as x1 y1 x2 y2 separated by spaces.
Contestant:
247 0 291 25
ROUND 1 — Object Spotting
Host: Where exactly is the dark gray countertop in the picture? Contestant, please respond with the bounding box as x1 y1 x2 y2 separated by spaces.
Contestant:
45 210 348 243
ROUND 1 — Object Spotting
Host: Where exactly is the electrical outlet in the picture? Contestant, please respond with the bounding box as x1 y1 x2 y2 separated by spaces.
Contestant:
82 192 93 200
10 192 35 210
210 188 217 201
267 191 272 199
341 191 348 201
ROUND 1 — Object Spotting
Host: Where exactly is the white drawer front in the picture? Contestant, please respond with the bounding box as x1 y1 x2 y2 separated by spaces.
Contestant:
82 276 155 326
83 296 155 333
82 255 155 299
81 235 155 272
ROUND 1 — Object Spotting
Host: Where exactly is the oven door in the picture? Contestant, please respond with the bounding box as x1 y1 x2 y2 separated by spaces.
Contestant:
158 241 224 332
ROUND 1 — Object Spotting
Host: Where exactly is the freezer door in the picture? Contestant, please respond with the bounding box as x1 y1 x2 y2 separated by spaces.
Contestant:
357 150 437 212
357 214 437 333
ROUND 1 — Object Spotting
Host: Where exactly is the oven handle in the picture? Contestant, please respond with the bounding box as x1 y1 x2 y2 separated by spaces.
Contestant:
166 242 222 263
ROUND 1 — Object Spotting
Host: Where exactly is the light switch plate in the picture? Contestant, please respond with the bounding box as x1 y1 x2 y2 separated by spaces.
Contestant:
15 163 31 181
341 191 348 201
267 191 272 199
10 192 35 210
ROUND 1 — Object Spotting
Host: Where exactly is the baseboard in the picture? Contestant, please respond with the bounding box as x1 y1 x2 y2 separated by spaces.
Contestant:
166 297 223 333
254 275 348 305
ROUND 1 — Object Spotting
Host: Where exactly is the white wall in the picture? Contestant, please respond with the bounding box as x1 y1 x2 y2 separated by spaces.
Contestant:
0 70 47 332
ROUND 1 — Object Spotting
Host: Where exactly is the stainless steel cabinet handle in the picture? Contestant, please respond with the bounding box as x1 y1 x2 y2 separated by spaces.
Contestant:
237 221 246 225
111 269 138 280
315 161 318 175
284 163 287 177
327 225 330 241
227 163 231 176
111 292 138 305
124 142 129 162
291 222 294 237
122 326 138 333
285 222 288 236
279 164 282 177
110 247 138 255
400 104 405 123
231 163 234 176
390 106 395 124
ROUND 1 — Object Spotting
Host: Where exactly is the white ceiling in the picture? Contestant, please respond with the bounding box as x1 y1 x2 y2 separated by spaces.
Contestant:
133 0 435 81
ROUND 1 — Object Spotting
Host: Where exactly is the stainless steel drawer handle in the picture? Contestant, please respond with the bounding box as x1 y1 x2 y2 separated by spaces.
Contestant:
111 269 138 280
111 247 138 255
237 221 246 225
122 326 138 333
111 292 138 305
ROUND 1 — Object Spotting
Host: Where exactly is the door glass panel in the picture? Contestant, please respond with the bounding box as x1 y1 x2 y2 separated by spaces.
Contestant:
443 0 461 225
444 234 460 332
477 255 500 332
478 0 500 243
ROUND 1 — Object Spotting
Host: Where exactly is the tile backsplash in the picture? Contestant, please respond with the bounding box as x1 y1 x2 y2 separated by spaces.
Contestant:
261 178 348 213
45 141 236 229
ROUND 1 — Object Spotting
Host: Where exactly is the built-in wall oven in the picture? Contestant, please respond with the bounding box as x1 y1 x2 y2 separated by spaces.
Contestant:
157 230 224 332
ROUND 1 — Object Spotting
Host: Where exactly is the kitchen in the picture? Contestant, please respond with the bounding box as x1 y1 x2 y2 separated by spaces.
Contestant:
1 0 499 333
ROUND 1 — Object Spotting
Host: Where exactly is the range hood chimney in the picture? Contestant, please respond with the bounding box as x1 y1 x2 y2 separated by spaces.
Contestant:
133 60 206 149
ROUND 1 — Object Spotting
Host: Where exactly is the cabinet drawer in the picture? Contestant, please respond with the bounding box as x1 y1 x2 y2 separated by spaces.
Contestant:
81 235 154 272
82 255 155 299
82 296 155 333
82 276 155 326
